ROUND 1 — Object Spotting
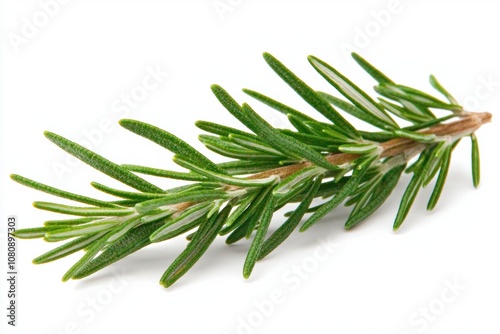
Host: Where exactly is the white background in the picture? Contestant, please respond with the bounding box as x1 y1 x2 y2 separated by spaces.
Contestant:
1 1 499 333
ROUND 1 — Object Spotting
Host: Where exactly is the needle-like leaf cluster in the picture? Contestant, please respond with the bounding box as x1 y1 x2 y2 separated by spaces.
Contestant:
12 52 488 287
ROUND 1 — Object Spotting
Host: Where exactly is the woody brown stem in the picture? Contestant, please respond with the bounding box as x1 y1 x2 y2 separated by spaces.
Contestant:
173 111 491 211
248 111 492 181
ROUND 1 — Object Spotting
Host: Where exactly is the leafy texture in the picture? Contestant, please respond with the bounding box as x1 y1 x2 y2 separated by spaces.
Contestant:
12 52 491 288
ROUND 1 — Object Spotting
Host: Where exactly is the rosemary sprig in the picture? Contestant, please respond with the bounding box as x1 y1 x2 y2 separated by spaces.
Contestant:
12 52 491 287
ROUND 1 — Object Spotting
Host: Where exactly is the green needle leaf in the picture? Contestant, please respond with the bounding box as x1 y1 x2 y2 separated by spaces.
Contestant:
62 232 110 281
156 216 208 242
262 52 359 138
318 92 393 131
393 152 434 230
195 120 257 138
10 174 118 208
286 114 315 134
429 75 459 106
122 164 208 182
404 115 457 132
399 84 459 111
393 129 436 142
33 232 106 264
218 160 283 175
135 189 228 213
44 131 162 193
240 103 338 170
338 143 380 154
308 55 398 128
43 217 96 227
13 227 49 239
376 84 458 111
273 167 322 197
300 162 370 232
72 221 165 279
242 89 319 124
244 189 275 239
280 129 337 149
377 88 437 120
33 202 134 217
45 216 132 239
200 134 283 161
259 175 323 260
90 182 165 201
173 155 278 187
224 187 272 241
150 203 213 242
345 164 405 229
160 204 231 287
471 134 480 188
107 215 144 242
275 176 314 207
243 195 275 278
119 119 227 175
220 192 258 235
423 157 444 188
427 146 452 211
347 174 383 212
378 98 430 124
351 52 394 84
228 133 283 156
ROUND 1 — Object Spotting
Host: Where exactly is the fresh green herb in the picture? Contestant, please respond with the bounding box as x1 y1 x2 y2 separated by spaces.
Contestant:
12 52 491 287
